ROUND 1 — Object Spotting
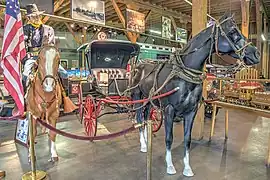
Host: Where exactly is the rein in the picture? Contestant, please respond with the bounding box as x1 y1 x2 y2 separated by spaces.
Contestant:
32 71 58 109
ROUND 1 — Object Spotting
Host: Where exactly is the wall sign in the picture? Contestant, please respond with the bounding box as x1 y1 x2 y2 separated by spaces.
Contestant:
71 0 105 25
162 16 172 39
14 118 29 147
97 32 107 40
176 27 187 44
126 9 146 33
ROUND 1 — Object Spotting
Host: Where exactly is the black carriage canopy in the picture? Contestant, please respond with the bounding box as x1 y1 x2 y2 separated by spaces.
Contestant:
77 40 140 69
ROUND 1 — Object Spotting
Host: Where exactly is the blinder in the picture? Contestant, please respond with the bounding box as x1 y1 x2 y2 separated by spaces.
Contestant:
214 16 251 62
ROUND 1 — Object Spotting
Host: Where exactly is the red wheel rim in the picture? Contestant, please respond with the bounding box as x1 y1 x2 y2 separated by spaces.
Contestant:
150 108 163 133
83 96 98 137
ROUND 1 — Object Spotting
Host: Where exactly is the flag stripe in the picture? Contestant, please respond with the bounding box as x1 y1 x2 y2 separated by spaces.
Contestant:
1 0 26 115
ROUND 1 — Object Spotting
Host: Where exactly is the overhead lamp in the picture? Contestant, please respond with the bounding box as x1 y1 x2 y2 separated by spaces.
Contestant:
149 29 161 35
84 26 88 30
70 24 75 28
261 34 266 41
184 0 192 5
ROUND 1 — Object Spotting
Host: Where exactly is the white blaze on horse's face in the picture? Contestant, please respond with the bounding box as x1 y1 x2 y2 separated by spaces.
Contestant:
43 48 57 92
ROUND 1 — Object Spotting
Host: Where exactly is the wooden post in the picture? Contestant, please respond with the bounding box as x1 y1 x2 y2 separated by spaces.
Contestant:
262 17 268 78
209 103 217 141
241 0 250 38
42 0 65 23
64 22 82 45
267 45 270 79
191 0 207 140
255 0 262 72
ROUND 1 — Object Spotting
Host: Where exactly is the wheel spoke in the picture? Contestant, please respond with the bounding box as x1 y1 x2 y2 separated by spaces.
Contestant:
83 96 98 137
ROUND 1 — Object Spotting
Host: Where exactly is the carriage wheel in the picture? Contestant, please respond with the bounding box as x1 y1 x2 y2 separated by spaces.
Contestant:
149 108 163 133
83 95 98 137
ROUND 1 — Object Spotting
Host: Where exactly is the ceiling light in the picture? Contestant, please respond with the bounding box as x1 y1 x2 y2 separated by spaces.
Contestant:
149 29 161 35
261 34 266 41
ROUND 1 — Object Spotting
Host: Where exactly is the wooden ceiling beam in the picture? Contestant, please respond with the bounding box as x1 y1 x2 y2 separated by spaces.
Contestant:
260 0 269 19
145 10 152 22
169 16 177 32
241 0 251 38
158 1 187 7
55 1 70 13
56 7 70 16
64 22 82 44
111 0 138 42
151 0 168 4
115 0 191 22
43 0 65 23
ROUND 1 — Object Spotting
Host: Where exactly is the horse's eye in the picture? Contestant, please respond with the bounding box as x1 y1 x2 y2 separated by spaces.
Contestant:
229 29 241 42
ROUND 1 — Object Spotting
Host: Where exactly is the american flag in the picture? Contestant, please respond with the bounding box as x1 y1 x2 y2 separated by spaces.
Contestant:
1 0 26 115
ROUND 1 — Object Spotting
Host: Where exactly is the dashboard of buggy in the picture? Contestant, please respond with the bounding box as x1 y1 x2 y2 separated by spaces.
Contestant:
84 40 139 85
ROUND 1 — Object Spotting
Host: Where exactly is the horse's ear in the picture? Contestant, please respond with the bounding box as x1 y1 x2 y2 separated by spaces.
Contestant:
219 11 230 21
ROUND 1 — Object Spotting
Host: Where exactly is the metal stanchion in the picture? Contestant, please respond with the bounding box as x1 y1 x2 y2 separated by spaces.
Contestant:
147 120 153 180
22 112 47 180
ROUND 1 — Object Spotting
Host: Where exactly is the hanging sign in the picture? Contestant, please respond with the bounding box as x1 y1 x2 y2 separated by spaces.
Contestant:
176 27 187 44
126 9 146 33
14 118 29 147
97 32 107 40
162 16 172 39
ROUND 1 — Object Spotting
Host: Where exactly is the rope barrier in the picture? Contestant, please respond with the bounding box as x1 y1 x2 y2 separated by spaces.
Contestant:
0 114 25 121
36 118 143 141
100 87 179 105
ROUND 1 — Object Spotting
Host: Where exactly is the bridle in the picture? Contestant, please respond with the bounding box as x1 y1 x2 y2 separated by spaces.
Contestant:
39 74 58 88
176 16 252 74
211 16 251 71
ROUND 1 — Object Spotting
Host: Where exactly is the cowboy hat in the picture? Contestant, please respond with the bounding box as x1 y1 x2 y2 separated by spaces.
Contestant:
25 4 44 16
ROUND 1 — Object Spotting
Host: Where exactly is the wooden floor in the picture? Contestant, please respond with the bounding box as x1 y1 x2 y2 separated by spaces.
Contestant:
0 108 270 180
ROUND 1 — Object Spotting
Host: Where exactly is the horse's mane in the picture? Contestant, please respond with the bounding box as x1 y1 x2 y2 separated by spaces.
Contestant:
180 25 213 54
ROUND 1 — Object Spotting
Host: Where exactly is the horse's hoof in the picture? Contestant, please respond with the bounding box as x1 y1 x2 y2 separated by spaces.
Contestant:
48 157 59 162
140 147 147 153
183 168 194 177
167 166 176 175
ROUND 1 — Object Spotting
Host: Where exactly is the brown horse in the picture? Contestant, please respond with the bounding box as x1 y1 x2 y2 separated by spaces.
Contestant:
26 45 63 162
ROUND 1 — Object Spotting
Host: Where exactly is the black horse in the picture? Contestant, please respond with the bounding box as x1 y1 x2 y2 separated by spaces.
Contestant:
131 13 260 177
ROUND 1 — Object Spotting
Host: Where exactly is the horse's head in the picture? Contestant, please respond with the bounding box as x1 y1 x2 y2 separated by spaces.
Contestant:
37 46 60 92
215 13 260 65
